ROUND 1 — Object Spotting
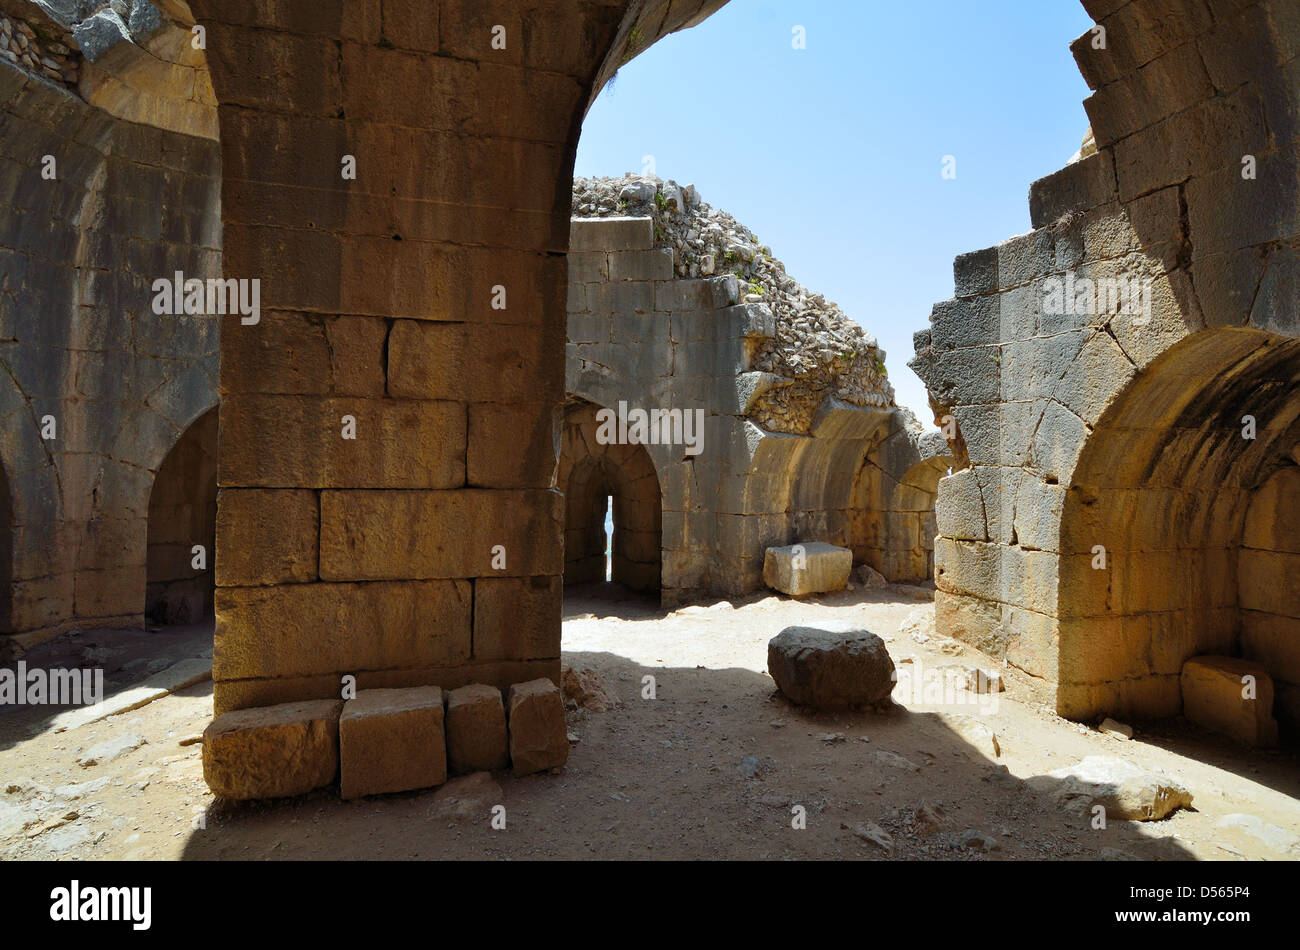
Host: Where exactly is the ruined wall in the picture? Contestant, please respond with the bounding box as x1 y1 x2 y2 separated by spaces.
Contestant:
911 0 1300 728
566 213 948 605
0 46 219 656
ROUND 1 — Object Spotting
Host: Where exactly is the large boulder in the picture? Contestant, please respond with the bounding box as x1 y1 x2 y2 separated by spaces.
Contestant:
1028 755 1192 821
763 542 853 596
767 626 896 709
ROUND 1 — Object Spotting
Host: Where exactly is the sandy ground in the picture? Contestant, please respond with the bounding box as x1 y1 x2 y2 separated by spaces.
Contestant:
1 584 1297 861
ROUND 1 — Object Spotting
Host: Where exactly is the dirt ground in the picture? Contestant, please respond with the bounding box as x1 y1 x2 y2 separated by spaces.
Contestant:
2 583 1297 861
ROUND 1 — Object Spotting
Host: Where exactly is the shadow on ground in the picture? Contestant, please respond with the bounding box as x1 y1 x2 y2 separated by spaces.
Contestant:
178 650 1196 861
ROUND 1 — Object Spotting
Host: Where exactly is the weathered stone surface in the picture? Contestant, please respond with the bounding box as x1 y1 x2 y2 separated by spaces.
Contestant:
767 626 896 709
1180 656 1278 747
202 700 342 800
445 684 509 775
339 687 446 799
1029 755 1193 821
763 542 853 597
561 664 618 712
506 678 568 776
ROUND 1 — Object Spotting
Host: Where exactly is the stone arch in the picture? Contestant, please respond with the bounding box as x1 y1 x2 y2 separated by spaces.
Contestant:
558 399 661 593
146 406 218 624
1057 328 1300 729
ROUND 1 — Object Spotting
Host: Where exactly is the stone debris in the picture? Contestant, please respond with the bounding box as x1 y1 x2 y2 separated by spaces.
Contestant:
938 713 1001 760
428 772 503 822
1029 755 1193 821
956 829 1001 852
767 625 896 709
763 542 853 597
560 664 619 712
854 564 890 589
507 678 569 777
900 604 935 642
913 800 948 835
572 174 893 434
873 750 922 772
1180 656 1279 747
76 733 146 768
1098 717 1133 740
847 820 894 854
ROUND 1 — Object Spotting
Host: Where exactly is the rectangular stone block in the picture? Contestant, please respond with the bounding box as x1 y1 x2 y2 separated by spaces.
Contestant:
339 686 446 798
762 542 852 597
218 395 466 489
202 699 343 800
1181 656 1279 747
388 321 563 403
507 678 568 776
474 575 561 660
216 489 318 586
319 489 563 580
468 402 559 489
214 580 471 679
608 247 674 282
570 216 652 252
446 683 510 774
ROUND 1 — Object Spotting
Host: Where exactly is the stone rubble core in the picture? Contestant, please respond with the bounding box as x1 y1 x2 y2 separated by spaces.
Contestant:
202 680 568 801
572 175 894 434
565 215 954 607
0 12 80 87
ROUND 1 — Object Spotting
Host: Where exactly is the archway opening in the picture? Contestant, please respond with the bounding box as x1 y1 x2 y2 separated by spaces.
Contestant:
146 408 218 626
558 399 662 604
1058 329 1300 743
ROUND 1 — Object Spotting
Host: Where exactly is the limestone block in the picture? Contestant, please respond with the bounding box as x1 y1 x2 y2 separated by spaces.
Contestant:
767 626 895 709
607 247 673 282
762 542 852 597
446 683 509 774
935 469 987 542
507 678 568 776
1180 656 1278 747
215 489 318 586
202 700 343 800
569 216 652 252
339 687 447 799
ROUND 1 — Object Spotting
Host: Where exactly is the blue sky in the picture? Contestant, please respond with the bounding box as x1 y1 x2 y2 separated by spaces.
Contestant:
575 0 1096 420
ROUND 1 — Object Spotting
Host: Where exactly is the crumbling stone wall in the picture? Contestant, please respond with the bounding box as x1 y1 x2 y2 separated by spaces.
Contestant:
911 0 1300 730
0 46 219 656
566 211 949 605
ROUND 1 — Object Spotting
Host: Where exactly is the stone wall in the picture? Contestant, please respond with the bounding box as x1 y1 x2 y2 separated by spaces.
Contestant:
191 0 731 715
0 53 219 657
566 215 950 605
911 0 1300 731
